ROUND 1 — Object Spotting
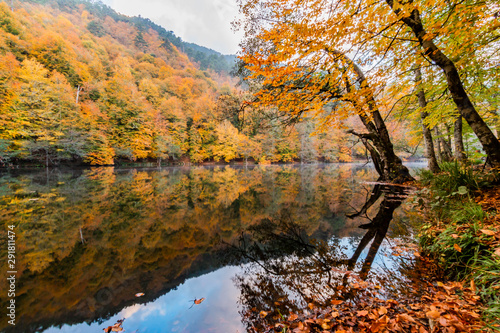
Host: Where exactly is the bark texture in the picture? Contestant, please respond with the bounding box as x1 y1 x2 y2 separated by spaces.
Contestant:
454 116 467 162
415 67 440 173
344 58 413 183
435 126 453 162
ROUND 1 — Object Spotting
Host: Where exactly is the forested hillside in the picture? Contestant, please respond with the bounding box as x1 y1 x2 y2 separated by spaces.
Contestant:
0 0 419 167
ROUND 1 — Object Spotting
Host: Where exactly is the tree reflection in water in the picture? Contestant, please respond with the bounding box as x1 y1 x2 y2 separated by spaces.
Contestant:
225 184 416 332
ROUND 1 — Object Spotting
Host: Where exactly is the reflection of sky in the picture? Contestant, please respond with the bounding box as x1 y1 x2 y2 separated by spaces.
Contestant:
335 237 400 271
42 237 409 333
43 266 245 333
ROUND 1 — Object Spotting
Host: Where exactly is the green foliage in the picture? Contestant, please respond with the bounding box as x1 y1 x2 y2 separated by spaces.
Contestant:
417 161 489 195
86 20 104 37
415 165 500 326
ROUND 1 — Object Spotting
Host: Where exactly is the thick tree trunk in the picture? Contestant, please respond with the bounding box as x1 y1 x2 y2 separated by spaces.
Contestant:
415 67 440 173
454 116 467 162
385 0 500 167
343 58 413 183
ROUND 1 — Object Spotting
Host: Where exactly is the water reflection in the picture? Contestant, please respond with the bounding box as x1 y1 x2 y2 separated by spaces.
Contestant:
0 164 421 333
225 184 415 332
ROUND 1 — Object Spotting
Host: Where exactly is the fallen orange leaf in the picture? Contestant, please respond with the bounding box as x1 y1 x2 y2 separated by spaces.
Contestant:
426 310 440 320
480 229 496 236
357 310 369 317
453 244 462 252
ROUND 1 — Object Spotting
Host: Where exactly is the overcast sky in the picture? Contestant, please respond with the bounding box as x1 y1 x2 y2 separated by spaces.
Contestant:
102 0 243 55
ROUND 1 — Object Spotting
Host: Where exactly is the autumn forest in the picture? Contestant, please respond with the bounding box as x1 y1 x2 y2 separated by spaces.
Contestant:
1 0 500 332
0 0 380 168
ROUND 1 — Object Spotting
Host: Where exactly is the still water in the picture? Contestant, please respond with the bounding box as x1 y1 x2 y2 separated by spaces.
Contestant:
0 163 424 333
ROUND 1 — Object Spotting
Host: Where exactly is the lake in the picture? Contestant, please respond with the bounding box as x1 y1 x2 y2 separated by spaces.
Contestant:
0 163 424 333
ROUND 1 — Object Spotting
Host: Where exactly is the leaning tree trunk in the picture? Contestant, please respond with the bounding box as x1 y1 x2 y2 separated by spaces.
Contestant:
454 116 467 162
415 67 440 173
342 56 413 183
385 0 500 167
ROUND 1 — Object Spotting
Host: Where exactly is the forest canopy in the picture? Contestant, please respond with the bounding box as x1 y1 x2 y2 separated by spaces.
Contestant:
234 0 500 173
0 0 424 167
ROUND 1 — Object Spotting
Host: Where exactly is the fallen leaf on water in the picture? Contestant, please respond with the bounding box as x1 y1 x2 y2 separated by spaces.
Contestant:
188 298 205 309
453 243 462 252
194 298 205 305
135 293 144 297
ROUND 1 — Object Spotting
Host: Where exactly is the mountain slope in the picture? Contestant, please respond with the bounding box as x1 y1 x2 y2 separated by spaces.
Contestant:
0 0 237 165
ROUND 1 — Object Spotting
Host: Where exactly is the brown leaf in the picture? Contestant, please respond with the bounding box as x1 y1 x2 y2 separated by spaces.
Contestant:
398 313 416 323
453 244 462 252
330 300 344 305
439 317 449 327
378 306 388 315
357 310 369 317
259 311 268 318
370 315 388 333
321 322 332 330
426 310 440 320
494 248 500 257
419 326 428 333
470 280 476 294
194 298 205 304
480 229 496 236
289 313 298 321
451 234 459 239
